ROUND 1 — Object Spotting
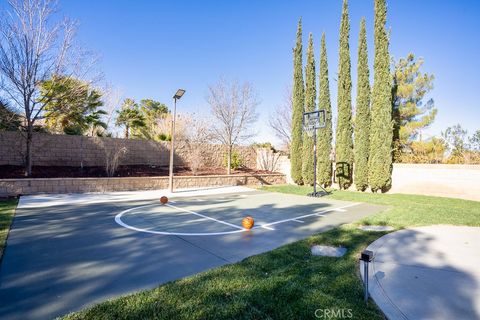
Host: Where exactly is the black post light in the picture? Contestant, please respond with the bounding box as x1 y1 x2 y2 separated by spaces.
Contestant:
360 250 374 304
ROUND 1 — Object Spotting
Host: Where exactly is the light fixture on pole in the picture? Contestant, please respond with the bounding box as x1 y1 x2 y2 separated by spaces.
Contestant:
169 89 186 193
360 250 374 304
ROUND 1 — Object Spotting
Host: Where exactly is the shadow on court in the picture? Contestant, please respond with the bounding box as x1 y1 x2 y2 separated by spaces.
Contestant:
0 189 384 320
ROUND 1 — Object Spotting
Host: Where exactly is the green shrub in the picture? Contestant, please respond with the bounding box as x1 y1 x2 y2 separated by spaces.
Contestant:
63 125 83 135
251 142 276 151
223 150 244 170
157 133 171 141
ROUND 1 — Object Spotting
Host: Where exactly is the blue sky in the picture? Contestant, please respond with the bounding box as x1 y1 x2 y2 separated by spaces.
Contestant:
57 0 479 145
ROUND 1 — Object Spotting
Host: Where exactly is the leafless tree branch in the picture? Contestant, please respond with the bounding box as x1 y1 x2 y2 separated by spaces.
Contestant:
180 114 213 175
206 78 259 174
268 86 292 151
0 0 99 175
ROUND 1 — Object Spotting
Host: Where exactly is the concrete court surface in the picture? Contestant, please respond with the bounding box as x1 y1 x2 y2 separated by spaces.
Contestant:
0 186 384 320
361 225 480 320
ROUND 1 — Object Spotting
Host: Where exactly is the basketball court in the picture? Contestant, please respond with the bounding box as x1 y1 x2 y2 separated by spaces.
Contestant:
116 190 362 236
0 186 384 320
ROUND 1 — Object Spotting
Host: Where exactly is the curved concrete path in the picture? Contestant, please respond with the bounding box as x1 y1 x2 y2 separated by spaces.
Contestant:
361 225 480 320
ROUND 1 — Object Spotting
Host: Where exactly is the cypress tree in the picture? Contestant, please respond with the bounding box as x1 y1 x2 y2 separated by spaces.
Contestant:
290 19 305 184
317 33 333 187
335 0 354 189
369 0 393 192
354 18 370 191
302 33 316 185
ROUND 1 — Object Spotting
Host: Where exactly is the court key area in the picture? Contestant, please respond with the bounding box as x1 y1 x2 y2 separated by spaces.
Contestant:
0 186 384 320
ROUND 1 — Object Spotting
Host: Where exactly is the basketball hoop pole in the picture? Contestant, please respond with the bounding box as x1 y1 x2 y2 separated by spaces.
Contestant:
313 128 317 195
309 128 330 197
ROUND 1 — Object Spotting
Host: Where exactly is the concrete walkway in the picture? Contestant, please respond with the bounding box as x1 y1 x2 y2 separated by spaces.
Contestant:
361 225 480 320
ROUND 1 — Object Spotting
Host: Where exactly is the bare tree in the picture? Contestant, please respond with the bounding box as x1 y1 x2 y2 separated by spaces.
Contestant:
151 112 190 142
268 86 292 151
101 83 124 132
257 148 281 172
207 78 259 175
0 0 97 175
103 140 127 177
180 114 213 175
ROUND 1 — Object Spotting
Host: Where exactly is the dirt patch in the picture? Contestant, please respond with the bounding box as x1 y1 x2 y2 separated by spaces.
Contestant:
0 165 275 179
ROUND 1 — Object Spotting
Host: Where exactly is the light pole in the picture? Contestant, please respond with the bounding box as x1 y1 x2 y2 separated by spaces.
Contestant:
169 88 185 193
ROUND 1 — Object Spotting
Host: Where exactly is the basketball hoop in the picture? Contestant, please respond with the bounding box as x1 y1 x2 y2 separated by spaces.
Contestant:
303 110 326 133
302 109 330 198
304 124 316 137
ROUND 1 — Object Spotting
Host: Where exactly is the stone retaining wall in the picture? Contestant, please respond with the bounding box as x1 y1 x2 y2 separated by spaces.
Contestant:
0 174 286 196
0 132 257 168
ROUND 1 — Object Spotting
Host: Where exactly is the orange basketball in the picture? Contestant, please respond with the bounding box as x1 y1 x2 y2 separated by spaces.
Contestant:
160 196 168 204
242 216 254 230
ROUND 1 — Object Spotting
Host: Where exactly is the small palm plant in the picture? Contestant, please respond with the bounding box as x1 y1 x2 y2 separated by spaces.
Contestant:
85 109 108 136
115 99 146 139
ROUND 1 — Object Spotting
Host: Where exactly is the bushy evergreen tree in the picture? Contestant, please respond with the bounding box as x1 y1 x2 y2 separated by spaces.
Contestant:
392 53 437 160
302 34 316 185
335 0 354 189
317 33 333 187
0 101 21 131
369 0 393 192
41 76 105 135
136 99 169 140
354 18 370 191
291 19 305 184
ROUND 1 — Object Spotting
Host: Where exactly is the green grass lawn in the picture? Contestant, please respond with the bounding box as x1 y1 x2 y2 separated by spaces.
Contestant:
62 186 480 320
263 185 480 228
0 198 18 261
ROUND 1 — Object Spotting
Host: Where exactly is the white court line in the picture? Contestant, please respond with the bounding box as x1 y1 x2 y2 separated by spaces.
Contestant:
185 218 208 224
334 208 347 212
291 219 304 223
115 201 361 236
165 203 245 230
19 186 256 209
253 203 360 230
261 225 275 230
115 219 246 236
114 204 247 236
